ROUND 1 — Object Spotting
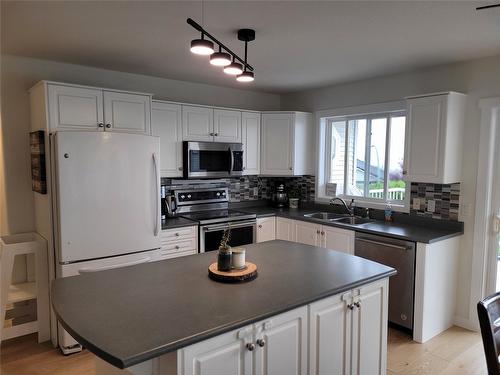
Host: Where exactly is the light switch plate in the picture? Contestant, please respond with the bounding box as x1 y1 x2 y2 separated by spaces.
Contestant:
427 200 436 213
412 198 420 210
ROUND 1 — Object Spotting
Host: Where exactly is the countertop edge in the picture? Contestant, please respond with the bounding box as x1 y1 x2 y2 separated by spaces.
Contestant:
52 269 396 369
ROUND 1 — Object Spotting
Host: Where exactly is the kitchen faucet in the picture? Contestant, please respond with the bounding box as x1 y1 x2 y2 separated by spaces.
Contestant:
330 197 355 216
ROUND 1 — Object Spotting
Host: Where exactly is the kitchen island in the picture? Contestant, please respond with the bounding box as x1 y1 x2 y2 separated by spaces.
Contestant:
52 240 396 375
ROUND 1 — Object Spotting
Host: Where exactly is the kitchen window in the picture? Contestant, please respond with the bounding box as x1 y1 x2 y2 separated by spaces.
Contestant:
322 111 408 210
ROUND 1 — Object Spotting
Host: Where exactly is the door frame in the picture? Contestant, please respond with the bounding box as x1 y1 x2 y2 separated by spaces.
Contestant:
469 97 500 329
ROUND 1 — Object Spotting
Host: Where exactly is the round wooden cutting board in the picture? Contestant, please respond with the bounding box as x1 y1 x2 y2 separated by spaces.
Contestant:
208 262 258 283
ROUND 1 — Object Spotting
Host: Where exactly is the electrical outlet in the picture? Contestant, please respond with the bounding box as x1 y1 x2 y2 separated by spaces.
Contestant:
427 200 436 213
412 198 420 210
253 187 259 196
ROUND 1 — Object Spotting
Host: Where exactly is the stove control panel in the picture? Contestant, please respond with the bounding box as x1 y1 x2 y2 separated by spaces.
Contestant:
175 188 228 205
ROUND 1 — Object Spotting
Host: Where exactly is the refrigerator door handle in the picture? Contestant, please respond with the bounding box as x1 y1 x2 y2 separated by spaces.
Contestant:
78 257 152 273
153 152 160 236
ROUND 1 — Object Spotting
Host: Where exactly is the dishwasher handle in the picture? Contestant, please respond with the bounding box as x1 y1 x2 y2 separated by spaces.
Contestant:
355 237 412 251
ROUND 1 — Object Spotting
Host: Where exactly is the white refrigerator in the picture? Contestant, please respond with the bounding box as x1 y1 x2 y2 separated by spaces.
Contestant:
52 131 161 353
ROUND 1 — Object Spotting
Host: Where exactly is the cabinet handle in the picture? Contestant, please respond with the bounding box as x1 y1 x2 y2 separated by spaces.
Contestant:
354 301 361 309
402 170 407 175
175 232 180 237
105 123 111 129
98 123 104 128
210 132 214 136
321 231 325 236
175 245 180 249
316 229 320 234
256 339 265 347
178 167 183 171
289 167 293 170
246 343 255 351
258 225 263 229
347 303 354 310
214 132 219 136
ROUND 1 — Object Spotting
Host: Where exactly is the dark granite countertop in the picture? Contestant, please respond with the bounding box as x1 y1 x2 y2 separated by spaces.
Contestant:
161 216 197 230
51 240 395 369
234 205 463 244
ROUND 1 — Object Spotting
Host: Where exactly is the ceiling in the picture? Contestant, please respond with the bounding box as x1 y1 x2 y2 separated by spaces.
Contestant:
2 1 500 94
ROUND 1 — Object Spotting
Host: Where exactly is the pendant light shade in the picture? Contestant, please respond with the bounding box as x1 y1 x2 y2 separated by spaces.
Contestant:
224 61 243 75
210 51 232 67
236 70 255 82
190 37 214 55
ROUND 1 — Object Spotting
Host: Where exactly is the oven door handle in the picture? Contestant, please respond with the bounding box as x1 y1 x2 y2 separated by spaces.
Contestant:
229 146 234 174
203 221 256 232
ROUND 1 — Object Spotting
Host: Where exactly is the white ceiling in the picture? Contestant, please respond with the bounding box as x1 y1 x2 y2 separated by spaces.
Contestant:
2 1 500 94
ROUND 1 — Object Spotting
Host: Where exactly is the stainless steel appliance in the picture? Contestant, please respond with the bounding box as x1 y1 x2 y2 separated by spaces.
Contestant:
174 187 256 252
354 232 416 331
183 141 244 179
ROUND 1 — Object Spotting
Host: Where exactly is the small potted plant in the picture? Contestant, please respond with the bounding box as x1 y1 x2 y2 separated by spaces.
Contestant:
217 229 232 271
288 189 300 209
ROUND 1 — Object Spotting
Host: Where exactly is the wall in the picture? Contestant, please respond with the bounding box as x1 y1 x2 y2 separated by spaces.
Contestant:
282 53 500 326
0 55 281 236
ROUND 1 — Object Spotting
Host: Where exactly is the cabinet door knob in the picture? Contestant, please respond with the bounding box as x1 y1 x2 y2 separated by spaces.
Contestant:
175 245 180 249
209 132 214 136
258 225 263 228
178 167 183 171
214 132 219 136
354 301 361 308
316 229 320 234
246 343 255 351
347 303 354 310
105 123 111 128
256 339 265 347
321 231 325 236
402 170 407 175
98 123 104 128
289 167 293 170
175 233 180 236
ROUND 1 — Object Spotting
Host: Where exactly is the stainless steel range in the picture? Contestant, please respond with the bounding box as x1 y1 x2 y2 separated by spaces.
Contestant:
174 187 256 253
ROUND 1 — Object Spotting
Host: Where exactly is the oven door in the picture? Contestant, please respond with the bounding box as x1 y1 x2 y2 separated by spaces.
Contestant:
184 141 243 178
200 220 256 253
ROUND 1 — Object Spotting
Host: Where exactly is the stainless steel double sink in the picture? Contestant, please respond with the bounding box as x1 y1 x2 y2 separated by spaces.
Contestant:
303 212 373 226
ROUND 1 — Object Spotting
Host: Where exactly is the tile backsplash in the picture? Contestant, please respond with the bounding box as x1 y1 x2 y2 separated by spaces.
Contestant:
409 182 460 221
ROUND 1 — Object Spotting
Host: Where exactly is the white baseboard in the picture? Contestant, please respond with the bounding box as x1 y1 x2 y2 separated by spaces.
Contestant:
454 315 479 332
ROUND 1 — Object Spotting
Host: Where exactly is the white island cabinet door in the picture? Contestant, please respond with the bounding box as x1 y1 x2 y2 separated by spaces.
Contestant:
151 102 183 177
214 109 241 143
182 105 214 142
180 326 252 375
103 91 151 134
322 226 355 254
242 112 261 175
47 84 104 131
254 306 307 375
309 292 352 375
351 279 389 375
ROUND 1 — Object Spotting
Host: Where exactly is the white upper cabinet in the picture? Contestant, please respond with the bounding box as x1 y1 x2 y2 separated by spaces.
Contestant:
261 112 314 176
182 105 214 142
46 83 151 134
48 84 104 131
241 112 261 175
214 109 242 143
103 91 151 134
404 92 466 184
151 101 183 177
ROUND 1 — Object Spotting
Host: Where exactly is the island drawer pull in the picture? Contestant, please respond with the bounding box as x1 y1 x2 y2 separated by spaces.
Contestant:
256 339 265 347
246 343 255 351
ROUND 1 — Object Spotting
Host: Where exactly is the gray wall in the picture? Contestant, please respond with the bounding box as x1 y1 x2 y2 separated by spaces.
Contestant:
0 55 281 235
282 53 500 325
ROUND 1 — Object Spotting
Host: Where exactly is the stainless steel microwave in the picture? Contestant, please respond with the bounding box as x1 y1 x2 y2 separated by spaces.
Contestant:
183 141 244 178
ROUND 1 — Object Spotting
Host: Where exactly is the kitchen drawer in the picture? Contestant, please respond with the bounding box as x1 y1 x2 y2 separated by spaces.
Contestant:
159 249 198 260
160 238 197 255
161 226 197 242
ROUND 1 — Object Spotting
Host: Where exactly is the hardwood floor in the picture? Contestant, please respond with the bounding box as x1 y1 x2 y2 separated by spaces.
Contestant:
0 326 487 375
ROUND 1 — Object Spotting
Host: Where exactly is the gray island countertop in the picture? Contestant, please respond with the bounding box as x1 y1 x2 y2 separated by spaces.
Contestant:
52 240 395 369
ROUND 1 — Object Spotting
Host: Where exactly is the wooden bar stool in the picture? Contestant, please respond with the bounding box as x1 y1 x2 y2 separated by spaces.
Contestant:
478 292 500 375
0 232 49 343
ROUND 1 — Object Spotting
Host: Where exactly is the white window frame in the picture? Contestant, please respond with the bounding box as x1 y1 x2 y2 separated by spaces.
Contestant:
315 101 410 212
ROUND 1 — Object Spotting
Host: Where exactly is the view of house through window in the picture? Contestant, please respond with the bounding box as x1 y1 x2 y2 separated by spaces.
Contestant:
327 112 406 204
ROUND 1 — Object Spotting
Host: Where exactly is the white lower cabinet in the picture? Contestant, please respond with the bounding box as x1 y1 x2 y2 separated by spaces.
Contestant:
309 279 389 375
179 306 307 375
179 280 388 375
276 217 296 242
256 217 276 243
159 226 198 260
295 221 321 247
321 226 354 254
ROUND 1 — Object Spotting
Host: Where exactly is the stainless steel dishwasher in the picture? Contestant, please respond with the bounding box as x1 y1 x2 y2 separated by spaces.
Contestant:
355 232 416 331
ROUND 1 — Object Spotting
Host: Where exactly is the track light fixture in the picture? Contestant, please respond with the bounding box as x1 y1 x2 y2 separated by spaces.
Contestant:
187 18 255 83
